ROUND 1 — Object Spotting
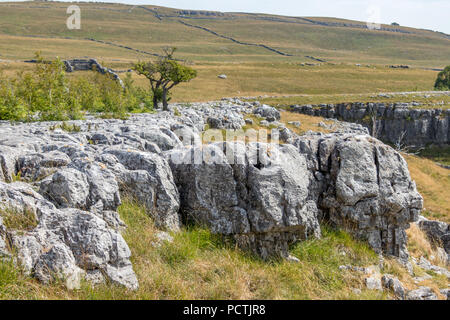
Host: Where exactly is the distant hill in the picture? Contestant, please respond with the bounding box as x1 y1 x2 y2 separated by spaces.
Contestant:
0 1 449 68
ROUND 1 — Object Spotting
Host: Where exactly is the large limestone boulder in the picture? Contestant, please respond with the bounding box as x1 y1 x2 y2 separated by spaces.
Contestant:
294 133 423 262
0 182 138 290
253 105 281 122
167 142 321 259
39 159 121 213
102 148 181 231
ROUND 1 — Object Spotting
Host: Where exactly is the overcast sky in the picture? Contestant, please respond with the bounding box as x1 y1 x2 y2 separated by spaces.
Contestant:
3 0 450 33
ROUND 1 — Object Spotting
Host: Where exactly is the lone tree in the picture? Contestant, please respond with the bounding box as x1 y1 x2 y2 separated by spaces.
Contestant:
434 65 450 90
133 48 197 110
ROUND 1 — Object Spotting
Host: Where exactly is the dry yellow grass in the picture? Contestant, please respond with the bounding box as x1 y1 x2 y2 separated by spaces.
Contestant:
0 59 440 104
381 257 447 299
406 223 448 267
404 154 450 224
280 111 334 135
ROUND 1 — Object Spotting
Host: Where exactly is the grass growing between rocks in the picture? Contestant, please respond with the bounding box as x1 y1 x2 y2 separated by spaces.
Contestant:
76 198 383 300
0 198 385 300
0 208 38 232
406 223 447 267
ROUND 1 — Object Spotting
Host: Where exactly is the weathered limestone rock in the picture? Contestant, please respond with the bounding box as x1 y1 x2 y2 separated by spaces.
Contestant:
167 142 321 259
0 145 23 182
33 243 85 290
382 274 405 299
290 102 450 147
294 133 423 261
253 105 281 121
137 128 182 151
0 100 427 281
0 182 138 290
418 217 450 254
417 256 450 278
103 148 181 231
39 168 90 209
17 151 71 181
170 124 202 147
406 286 438 300
39 159 121 213
365 276 382 290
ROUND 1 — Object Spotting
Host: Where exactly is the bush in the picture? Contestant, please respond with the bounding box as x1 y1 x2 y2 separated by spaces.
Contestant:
434 65 450 90
0 54 154 121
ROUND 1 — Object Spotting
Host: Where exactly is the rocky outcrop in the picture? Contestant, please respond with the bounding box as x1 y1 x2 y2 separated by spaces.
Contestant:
0 182 138 290
290 102 450 147
178 20 293 57
167 129 422 260
293 132 423 261
417 216 450 261
0 100 425 288
253 105 281 122
167 142 321 259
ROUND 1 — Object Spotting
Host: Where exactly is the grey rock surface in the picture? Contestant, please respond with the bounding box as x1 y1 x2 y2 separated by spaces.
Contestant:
406 286 438 300
0 100 427 288
0 182 138 290
290 102 450 147
293 132 423 262
104 148 181 231
168 141 321 259
418 217 450 254
253 105 281 121
440 289 450 300
382 274 405 299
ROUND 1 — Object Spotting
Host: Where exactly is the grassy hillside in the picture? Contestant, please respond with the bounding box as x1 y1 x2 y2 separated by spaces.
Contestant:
0 1 448 102
0 2 448 65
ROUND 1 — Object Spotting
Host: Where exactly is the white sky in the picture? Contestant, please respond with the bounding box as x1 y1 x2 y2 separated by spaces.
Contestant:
2 0 450 33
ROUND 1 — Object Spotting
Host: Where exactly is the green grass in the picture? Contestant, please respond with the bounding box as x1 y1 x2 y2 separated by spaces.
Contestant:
2 197 449 300
0 198 386 300
418 145 450 166
49 122 81 133
0 2 448 67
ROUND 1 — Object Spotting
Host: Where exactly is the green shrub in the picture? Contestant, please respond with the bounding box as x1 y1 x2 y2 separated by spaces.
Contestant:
0 53 154 122
434 65 450 90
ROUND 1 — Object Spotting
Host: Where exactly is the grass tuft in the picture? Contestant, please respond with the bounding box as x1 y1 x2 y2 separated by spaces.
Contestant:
0 207 38 231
